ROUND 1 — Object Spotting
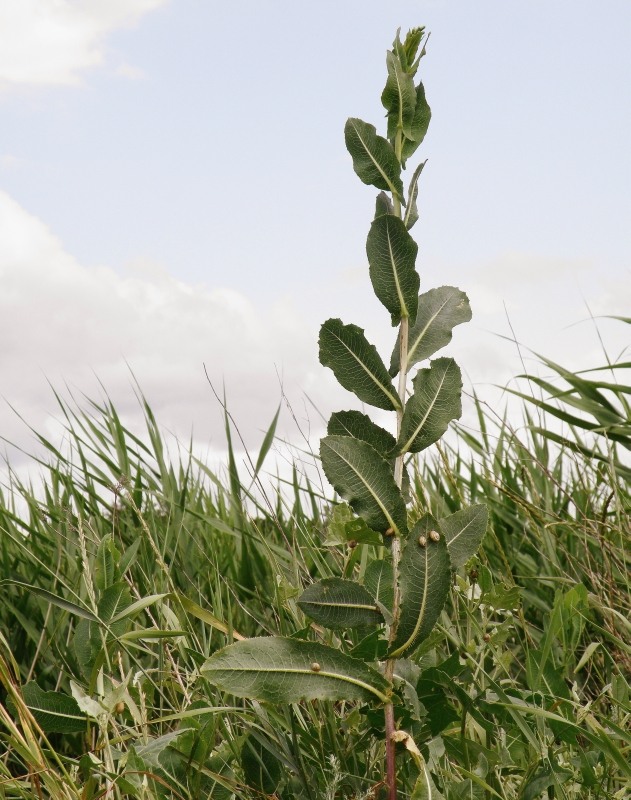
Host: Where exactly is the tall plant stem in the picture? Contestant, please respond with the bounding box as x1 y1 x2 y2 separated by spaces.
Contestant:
384 313 409 800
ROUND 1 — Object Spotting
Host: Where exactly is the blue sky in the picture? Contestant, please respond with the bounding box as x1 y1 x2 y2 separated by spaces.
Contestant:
1 0 629 464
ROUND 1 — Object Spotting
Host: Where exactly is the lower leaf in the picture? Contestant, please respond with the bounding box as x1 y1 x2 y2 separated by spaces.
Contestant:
202 636 390 704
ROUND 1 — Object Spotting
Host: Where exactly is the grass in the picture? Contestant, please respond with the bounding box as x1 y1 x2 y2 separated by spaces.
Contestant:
0 340 629 799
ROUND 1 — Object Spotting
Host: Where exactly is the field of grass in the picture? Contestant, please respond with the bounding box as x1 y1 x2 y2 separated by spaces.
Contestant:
0 343 629 799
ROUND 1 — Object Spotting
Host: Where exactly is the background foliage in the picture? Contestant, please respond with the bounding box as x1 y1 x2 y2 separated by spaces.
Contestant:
0 334 629 798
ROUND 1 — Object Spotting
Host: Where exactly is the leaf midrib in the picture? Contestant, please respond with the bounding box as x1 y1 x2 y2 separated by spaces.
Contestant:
405 295 452 370
212 665 388 703
399 364 451 453
385 220 408 319
329 328 400 410
327 440 402 536
351 121 400 199
390 545 430 657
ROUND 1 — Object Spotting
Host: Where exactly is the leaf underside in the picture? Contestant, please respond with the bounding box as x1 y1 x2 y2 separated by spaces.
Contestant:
366 214 419 326
389 515 451 658
344 117 404 201
202 636 390 704
401 82 431 164
327 410 397 457
298 578 383 629
397 357 462 454
19 682 87 734
363 559 394 618
390 286 472 376
320 435 408 536
440 504 488 569
319 319 400 411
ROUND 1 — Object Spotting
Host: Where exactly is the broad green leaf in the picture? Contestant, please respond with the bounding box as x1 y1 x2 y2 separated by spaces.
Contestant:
401 83 431 165
411 763 445 800
298 578 382 629
389 515 451 658
403 159 426 230
327 410 396 456
327 410 410 499
391 287 472 375
382 49 417 139
319 319 400 410
440 505 488 569
202 636 390 703
320 435 407 536
344 118 404 201
363 559 394 618
366 215 420 326
397 358 462 454
375 191 394 218
323 503 383 547
19 682 86 734
98 581 132 623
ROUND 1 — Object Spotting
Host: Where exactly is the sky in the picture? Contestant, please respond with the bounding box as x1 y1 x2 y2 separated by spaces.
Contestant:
1 0 630 479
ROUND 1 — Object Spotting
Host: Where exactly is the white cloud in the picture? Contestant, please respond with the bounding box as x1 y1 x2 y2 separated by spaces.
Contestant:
0 191 328 468
0 0 167 88
1 189 627 495
115 62 146 81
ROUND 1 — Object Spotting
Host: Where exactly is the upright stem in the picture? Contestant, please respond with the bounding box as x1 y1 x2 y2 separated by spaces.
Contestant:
384 311 409 800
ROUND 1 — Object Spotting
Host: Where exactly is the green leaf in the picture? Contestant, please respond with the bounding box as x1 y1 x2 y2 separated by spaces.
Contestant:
94 534 120 592
344 117 404 201
396 27 426 75
319 319 400 410
253 403 280 480
241 733 282 795
98 581 132 624
401 82 431 164
202 636 390 703
391 287 472 375
389 515 451 658
327 410 411 499
397 358 462 454
440 505 488 569
298 578 382 629
375 191 394 218
109 592 169 624
320 435 408 536
327 410 396 456
363 559 394 618
323 503 383 547
382 49 417 139
366 214 420 326
174 593 245 641
20 682 87 734
14 582 99 623
403 160 426 230
411 763 446 800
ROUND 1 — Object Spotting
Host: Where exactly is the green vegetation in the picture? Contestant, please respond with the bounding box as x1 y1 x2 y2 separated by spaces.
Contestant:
1 27 629 800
